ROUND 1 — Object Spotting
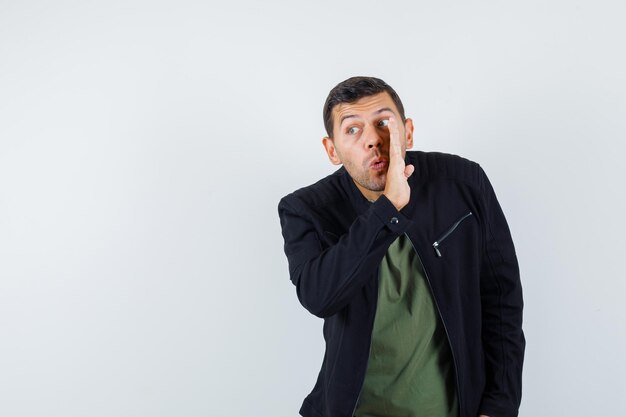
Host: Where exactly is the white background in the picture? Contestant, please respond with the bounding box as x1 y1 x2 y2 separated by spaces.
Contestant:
1 0 625 416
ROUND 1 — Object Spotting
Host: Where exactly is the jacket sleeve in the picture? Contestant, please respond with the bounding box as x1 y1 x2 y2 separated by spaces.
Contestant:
477 166 526 417
278 193 410 318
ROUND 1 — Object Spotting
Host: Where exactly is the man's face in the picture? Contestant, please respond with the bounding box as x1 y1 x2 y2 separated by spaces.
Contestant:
322 92 414 200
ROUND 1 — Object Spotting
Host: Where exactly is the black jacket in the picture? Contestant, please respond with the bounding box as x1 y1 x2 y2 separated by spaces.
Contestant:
278 151 525 417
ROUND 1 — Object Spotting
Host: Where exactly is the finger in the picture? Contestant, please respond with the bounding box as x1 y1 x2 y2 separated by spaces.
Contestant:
388 116 400 144
404 164 415 178
387 116 403 170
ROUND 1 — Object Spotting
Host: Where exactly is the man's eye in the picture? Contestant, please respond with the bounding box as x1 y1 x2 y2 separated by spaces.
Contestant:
347 127 360 135
378 119 389 127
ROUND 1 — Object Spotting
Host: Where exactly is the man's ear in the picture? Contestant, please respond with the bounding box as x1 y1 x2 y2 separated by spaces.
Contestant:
404 118 414 149
322 136 342 165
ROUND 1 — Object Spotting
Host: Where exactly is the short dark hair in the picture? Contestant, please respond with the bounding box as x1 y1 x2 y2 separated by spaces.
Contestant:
323 76 406 138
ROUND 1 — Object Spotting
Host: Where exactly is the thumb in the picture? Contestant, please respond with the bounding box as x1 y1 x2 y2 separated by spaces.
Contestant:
404 164 415 178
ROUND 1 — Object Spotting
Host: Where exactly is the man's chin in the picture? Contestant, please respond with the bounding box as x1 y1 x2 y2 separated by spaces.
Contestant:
365 181 386 193
368 174 386 192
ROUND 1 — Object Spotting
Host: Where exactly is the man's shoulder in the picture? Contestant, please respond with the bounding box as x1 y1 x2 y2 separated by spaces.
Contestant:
407 150 483 187
278 166 350 214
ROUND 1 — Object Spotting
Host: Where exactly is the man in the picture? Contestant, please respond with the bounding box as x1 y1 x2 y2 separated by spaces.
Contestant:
278 76 525 417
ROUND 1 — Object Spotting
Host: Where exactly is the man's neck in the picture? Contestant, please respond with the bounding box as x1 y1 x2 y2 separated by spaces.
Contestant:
353 179 383 203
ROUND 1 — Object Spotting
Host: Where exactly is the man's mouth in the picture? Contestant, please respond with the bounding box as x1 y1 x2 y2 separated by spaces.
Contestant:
370 158 388 171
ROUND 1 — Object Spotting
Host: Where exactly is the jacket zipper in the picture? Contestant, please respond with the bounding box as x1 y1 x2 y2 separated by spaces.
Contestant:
350 267 380 417
405 233 463 415
432 211 473 257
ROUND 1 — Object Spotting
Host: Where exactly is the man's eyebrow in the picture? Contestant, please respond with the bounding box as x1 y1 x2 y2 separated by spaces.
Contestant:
339 114 357 126
339 107 395 126
375 107 394 115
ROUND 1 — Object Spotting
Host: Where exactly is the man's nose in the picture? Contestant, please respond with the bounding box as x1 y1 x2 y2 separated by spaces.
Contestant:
364 125 384 149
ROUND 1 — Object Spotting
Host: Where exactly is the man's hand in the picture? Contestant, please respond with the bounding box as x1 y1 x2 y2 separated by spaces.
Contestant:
383 116 414 211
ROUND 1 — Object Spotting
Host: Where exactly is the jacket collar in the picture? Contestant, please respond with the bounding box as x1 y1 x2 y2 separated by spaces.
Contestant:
337 167 372 216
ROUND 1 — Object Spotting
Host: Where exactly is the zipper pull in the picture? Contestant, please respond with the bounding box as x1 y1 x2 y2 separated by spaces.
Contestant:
433 242 442 257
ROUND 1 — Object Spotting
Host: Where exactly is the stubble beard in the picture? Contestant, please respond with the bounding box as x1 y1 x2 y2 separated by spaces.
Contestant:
344 160 388 193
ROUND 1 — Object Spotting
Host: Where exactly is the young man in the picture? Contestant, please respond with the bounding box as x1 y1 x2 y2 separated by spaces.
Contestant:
278 76 525 417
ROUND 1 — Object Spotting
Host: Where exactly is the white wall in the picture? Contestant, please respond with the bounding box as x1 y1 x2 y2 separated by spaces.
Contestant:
1 0 624 415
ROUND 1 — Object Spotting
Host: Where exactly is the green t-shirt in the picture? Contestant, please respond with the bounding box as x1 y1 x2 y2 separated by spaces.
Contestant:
354 234 459 417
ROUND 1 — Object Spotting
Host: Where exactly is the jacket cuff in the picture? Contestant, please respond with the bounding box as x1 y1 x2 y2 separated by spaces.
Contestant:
370 194 410 233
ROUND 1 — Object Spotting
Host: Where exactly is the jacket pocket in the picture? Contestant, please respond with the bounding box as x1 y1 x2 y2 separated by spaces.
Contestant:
432 211 473 257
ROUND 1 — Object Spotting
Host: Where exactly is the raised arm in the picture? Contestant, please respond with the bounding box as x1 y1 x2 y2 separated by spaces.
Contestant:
279 192 410 318
278 116 415 318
